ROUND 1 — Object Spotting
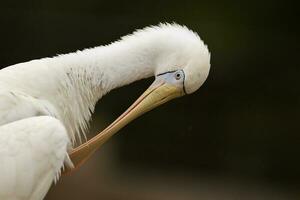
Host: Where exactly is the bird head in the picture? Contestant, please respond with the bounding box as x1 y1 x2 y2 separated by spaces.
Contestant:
153 24 211 94
130 24 210 115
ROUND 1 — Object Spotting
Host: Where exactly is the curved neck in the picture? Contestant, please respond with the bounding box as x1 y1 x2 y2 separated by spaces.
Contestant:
43 39 157 143
51 39 156 97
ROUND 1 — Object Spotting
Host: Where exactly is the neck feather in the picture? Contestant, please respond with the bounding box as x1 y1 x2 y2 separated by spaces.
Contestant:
45 39 156 143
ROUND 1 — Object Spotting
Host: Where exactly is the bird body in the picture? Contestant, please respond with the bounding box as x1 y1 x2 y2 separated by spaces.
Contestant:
0 24 210 200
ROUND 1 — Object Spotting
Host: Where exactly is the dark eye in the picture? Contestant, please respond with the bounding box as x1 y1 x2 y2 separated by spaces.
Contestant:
175 72 182 80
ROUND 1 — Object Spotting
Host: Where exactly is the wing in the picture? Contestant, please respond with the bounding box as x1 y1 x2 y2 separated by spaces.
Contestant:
0 90 56 126
0 116 71 200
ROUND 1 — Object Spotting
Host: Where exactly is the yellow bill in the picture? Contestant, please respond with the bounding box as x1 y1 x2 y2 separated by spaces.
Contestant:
64 75 185 175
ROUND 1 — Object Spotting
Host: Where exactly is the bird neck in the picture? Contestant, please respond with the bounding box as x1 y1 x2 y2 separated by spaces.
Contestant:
44 39 156 143
54 39 156 97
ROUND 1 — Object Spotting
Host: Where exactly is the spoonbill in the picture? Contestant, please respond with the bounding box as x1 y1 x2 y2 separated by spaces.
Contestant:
0 23 210 200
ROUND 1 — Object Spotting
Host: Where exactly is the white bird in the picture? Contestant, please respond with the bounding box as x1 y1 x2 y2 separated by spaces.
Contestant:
0 23 210 200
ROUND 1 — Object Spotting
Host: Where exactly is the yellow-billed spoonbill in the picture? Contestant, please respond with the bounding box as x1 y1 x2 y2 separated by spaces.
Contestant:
0 23 210 200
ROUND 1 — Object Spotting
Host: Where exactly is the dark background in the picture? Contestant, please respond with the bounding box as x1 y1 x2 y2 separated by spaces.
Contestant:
0 0 299 199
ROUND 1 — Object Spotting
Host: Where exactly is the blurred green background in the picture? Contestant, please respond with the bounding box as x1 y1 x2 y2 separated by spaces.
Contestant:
0 0 299 199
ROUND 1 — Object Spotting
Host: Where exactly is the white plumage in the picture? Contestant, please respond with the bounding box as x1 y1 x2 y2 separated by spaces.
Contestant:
0 116 71 200
0 23 210 200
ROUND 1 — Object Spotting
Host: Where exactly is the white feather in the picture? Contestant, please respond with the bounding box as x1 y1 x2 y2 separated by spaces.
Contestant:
0 23 210 200
0 116 70 200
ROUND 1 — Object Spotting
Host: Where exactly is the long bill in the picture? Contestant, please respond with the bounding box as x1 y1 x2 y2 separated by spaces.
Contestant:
63 79 184 175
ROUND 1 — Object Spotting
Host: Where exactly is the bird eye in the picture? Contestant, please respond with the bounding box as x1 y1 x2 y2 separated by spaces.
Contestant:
174 71 182 80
